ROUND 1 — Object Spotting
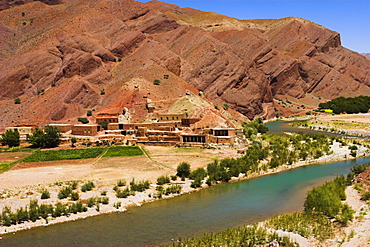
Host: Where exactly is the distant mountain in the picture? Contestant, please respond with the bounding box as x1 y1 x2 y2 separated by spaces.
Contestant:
1 0 370 129
362 53 370 60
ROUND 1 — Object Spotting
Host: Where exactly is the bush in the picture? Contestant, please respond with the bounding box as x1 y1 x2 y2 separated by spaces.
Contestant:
157 176 170 185
361 192 370 201
86 110 92 116
0 129 20 147
40 189 50 199
176 162 191 178
130 179 150 192
117 179 126 187
189 168 207 180
81 181 95 192
14 98 21 104
153 79 161 85
58 186 72 199
87 197 97 207
70 192 80 201
77 118 89 124
114 202 122 209
116 188 131 198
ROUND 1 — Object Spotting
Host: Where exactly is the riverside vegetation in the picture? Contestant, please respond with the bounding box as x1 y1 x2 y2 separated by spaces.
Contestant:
167 163 370 246
1 119 369 240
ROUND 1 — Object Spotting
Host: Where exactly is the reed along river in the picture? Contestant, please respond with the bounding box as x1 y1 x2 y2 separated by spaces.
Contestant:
1 120 369 246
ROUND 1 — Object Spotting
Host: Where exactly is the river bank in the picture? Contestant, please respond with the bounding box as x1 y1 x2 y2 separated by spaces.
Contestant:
1 137 369 237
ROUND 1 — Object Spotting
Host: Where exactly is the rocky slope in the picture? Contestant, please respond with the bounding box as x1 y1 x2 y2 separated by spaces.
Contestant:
1 0 370 129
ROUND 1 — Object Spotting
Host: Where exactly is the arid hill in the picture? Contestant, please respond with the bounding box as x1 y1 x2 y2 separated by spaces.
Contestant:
1 0 370 129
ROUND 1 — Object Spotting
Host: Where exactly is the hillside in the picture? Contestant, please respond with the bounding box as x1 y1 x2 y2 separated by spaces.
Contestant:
1 0 370 129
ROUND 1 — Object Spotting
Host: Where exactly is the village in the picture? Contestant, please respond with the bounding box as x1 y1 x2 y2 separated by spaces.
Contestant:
3 102 245 148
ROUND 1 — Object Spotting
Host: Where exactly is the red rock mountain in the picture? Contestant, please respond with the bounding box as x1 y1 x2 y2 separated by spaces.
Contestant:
1 0 370 129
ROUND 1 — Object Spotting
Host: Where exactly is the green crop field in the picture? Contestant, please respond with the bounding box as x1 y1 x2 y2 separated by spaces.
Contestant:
21 148 105 162
103 146 143 157
19 146 143 163
0 161 15 172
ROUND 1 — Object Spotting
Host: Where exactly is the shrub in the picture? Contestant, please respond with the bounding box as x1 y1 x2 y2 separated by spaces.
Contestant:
58 186 72 199
87 110 92 116
157 176 170 185
100 89 105 95
87 197 96 207
0 129 20 147
81 181 95 192
176 162 191 178
100 196 109 205
116 188 131 198
77 117 89 124
14 98 21 104
153 79 161 85
361 192 370 201
40 189 50 199
190 177 202 188
71 137 77 147
130 179 150 192
70 192 80 201
117 179 126 187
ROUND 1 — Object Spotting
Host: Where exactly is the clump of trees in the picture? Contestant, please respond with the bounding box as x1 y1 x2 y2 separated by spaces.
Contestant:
304 175 354 226
28 125 61 148
0 199 87 227
0 129 20 147
243 117 269 138
319 95 370 114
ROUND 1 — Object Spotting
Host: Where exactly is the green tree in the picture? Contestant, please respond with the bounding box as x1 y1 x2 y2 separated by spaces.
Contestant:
71 137 77 147
14 98 21 104
28 126 61 148
176 162 191 178
0 129 20 147
28 128 44 147
43 125 61 148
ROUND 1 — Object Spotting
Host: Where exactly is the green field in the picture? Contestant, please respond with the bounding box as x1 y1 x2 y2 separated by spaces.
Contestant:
21 148 105 162
0 161 15 172
20 146 143 163
103 146 143 158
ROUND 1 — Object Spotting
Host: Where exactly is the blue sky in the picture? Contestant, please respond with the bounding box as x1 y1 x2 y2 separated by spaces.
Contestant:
138 0 370 53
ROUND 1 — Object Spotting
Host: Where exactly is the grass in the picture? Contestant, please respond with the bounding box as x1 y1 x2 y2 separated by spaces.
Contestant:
19 146 143 163
21 148 105 162
103 146 143 157
0 147 35 153
0 161 16 172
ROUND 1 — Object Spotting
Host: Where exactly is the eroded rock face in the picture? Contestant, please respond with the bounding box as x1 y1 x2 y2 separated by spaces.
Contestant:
0 0 370 128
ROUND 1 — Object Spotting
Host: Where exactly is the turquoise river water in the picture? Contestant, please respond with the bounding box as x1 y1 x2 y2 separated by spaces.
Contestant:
0 120 369 246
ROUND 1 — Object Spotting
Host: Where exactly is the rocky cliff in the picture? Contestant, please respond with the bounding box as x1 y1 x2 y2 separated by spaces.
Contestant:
1 0 370 129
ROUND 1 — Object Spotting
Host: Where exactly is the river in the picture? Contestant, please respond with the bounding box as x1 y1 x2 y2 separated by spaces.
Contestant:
0 120 368 246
